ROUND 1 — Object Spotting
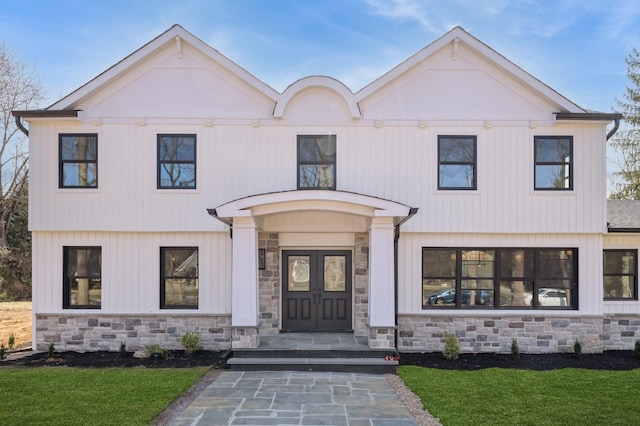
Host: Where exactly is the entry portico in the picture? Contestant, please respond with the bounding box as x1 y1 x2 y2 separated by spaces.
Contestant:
210 190 416 349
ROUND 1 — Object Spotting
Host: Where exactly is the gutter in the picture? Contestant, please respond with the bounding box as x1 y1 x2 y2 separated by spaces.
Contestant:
607 228 640 233
207 208 233 239
554 112 623 141
393 207 419 353
11 109 81 137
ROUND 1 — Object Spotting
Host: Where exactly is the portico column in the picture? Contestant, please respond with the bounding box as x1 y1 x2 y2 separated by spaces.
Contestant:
368 216 396 348
231 217 260 348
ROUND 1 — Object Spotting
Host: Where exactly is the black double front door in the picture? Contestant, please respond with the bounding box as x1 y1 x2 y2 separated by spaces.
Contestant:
282 250 352 331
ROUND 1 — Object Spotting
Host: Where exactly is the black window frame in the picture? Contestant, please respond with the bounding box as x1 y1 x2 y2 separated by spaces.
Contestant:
422 247 578 310
438 135 477 190
603 249 638 300
534 136 573 190
297 135 337 190
160 246 199 309
157 134 197 189
59 134 98 188
63 246 102 309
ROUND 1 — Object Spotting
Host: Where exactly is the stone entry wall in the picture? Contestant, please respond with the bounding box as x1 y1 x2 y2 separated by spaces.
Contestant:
398 314 639 354
35 314 231 352
258 232 280 336
354 233 369 338
257 232 371 340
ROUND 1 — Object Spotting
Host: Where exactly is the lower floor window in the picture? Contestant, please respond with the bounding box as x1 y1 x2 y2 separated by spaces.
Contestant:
161 247 199 309
603 249 637 300
422 247 577 309
63 246 102 308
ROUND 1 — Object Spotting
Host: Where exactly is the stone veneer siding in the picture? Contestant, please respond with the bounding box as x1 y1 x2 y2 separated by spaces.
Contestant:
258 232 280 336
398 314 640 354
35 314 231 352
354 233 369 338
603 315 640 350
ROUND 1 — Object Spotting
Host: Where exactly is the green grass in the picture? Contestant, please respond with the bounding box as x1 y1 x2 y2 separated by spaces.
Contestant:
0 367 209 425
399 366 640 426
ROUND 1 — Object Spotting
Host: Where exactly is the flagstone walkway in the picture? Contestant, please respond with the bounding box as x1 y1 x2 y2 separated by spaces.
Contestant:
169 370 417 425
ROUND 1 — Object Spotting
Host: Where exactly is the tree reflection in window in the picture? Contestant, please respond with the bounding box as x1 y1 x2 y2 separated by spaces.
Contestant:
438 136 476 189
59 134 97 188
158 134 196 189
297 135 336 189
161 247 199 308
534 136 572 190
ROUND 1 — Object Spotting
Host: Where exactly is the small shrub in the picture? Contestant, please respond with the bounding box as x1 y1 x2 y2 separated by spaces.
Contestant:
633 340 640 358
0 343 7 360
8 333 16 350
181 331 201 355
573 341 582 358
443 334 460 361
118 341 127 358
46 343 56 358
511 338 520 360
145 344 173 360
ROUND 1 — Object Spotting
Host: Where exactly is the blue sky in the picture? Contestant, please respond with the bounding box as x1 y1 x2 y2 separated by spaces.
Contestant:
2 0 639 115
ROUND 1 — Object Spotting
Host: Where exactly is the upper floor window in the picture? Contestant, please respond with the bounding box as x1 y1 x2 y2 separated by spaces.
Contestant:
63 246 101 309
297 135 336 190
160 247 199 309
59 134 98 188
422 247 577 310
603 249 637 300
438 135 476 190
157 134 196 189
534 136 572 190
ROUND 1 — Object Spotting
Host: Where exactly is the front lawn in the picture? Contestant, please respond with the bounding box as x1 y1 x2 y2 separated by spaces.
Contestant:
399 366 640 426
0 367 208 425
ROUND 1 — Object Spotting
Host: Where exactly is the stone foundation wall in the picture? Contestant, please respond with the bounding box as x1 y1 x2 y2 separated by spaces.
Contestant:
35 314 231 352
398 314 605 354
603 315 640 350
258 232 280 336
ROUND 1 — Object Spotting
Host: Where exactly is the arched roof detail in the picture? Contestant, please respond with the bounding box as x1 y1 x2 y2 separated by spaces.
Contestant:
212 190 413 222
273 76 361 119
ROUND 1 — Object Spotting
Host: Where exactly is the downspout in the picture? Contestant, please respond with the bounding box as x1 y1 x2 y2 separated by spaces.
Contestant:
606 118 620 141
15 115 29 137
393 207 418 353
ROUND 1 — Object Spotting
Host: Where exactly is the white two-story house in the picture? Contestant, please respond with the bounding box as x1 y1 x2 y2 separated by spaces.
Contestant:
14 25 636 354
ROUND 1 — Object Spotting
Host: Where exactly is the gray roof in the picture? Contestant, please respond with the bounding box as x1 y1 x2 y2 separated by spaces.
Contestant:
607 200 640 231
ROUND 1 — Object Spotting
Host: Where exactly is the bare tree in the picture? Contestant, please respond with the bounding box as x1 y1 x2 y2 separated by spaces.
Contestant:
0 41 44 248
0 41 44 300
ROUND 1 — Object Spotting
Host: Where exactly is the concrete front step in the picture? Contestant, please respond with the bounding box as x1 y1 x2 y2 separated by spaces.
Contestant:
226 356 399 373
232 348 395 359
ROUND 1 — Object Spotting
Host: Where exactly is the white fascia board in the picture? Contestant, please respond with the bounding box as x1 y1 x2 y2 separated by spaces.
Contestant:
214 190 411 218
50 25 278 110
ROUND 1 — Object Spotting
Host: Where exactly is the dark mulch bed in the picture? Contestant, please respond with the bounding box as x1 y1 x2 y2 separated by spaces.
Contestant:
399 350 640 371
1 350 229 369
3 349 640 371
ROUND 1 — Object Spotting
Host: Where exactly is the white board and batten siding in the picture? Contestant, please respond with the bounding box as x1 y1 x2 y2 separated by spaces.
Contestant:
32 231 231 315
29 122 607 236
398 233 604 316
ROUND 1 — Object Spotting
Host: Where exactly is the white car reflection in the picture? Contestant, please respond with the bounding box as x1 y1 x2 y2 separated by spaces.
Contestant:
523 289 568 307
